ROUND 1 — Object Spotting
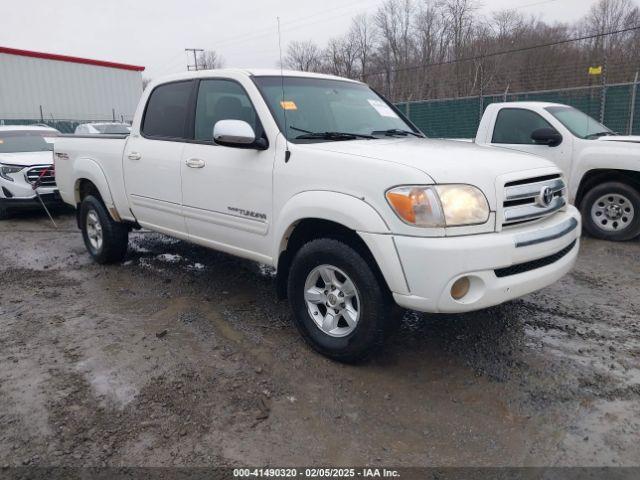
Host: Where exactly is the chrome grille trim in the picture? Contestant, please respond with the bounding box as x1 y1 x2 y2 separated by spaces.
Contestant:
505 178 565 202
502 175 567 226
25 166 56 188
505 196 566 223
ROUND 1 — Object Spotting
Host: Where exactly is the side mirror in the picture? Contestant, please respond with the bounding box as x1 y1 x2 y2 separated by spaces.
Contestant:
531 128 563 147
213 120 267 149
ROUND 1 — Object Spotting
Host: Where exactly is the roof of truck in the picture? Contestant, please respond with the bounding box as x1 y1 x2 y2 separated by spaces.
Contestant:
488 101 567 109
153 68 363 85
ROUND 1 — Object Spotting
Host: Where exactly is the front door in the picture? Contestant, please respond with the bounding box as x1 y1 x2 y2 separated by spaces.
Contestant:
181 78 274 261
124 80 194 236
490 107 572 175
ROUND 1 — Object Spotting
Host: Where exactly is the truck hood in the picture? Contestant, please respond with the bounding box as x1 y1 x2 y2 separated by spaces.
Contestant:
597 135 640 144
304 137 557 184
0 151 53 167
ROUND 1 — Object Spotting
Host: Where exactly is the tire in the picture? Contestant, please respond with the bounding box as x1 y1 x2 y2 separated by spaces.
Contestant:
581 181 640 241
287 238 396 362
80 195 129 264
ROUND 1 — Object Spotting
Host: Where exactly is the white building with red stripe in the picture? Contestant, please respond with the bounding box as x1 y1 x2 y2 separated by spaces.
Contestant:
0 46 145 129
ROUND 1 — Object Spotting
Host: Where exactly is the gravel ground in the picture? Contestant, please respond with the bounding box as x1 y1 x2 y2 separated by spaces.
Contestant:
0 212 639 468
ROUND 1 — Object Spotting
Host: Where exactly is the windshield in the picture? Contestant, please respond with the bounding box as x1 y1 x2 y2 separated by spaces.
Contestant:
545 106 612 139
252 76 418 142
94 124 131 134
0 131 53 153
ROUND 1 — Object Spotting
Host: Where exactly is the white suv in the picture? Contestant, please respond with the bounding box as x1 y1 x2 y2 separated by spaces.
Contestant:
0 125 61 219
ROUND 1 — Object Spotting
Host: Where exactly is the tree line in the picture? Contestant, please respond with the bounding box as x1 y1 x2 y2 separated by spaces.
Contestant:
282 0 640 101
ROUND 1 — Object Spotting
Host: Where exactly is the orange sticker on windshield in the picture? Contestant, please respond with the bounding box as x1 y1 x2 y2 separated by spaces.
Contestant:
280 101 298 110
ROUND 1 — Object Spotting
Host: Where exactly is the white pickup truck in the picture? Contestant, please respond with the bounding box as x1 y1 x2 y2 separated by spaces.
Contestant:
474 102 640 241
55 69 581 361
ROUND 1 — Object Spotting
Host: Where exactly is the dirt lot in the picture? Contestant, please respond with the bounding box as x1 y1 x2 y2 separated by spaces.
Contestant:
1 212 639 468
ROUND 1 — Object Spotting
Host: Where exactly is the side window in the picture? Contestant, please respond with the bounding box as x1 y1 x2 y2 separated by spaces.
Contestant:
492 108 553 144
194 79 259 142
142 81 193 139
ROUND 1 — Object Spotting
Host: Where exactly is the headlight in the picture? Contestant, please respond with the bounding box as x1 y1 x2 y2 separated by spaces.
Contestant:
0 164 25 182
386 185 489 227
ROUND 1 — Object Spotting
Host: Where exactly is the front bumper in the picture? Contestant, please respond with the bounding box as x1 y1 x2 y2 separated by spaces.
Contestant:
0 191 63 211
390 206 581 313
1 167 60 209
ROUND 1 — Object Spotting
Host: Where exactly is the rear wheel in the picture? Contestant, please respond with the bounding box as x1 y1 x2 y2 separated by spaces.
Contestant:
287 238 396 362
581 181 640 241
80 195 129 264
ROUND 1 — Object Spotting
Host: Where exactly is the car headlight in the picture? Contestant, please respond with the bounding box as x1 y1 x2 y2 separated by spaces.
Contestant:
0 164 25 182
386 185 490 227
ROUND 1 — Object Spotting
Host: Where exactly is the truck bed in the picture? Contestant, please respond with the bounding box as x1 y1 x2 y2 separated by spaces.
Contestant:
54 135 131 220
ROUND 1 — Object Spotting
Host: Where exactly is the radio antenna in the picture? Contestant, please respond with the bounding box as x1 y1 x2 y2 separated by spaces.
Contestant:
277 17 291 162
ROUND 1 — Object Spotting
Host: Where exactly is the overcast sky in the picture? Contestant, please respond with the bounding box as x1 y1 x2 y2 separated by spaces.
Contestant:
1 0 601 80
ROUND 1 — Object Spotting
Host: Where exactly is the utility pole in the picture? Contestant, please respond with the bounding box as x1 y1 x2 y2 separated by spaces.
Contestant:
185 48 204 71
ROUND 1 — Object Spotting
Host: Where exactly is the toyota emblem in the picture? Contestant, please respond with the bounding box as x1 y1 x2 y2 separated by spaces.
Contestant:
538 186 554 207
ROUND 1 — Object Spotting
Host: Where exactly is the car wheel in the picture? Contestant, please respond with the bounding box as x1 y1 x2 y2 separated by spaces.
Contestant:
581 181 640 241
287 238 396 362
80 195 129 264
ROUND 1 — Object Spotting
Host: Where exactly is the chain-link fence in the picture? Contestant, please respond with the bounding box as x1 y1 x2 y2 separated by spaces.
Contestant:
395 79 640 138
368 35 640 139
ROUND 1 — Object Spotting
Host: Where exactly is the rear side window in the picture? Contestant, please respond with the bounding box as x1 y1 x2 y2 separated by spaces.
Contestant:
142 81 193 139
492 108 553 144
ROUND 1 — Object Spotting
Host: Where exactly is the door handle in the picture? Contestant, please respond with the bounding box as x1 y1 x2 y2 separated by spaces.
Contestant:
185 158 206 169
127 152 142 161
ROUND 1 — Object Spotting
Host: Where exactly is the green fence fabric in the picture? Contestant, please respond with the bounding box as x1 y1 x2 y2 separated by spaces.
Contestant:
398 82 640 139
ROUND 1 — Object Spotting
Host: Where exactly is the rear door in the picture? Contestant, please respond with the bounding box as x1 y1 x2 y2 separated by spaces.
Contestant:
124 80 194 236
180 78 274 260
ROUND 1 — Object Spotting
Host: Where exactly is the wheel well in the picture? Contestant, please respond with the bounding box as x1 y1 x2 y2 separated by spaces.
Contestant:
76 179 102 204
74 179 102 228
275 218 389 300
576 169 640 208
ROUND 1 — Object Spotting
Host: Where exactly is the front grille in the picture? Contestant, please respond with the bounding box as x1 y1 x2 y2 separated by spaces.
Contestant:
495 240 576 278
25 166 56 188
502 174 566 227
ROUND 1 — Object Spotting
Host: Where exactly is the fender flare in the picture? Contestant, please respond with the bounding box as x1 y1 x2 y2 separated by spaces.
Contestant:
274 190 390 253
273 191 409 296
73 158 119 220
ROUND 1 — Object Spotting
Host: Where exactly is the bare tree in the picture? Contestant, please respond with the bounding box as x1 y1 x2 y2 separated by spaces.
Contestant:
349 13 376 79
284 40 324 72
375 0 415 67
581 0 640 58
197 50 225 70
283 0 640 101
324 36 360 78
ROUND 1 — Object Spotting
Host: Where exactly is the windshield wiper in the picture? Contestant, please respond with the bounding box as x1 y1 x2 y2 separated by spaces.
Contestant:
290 126 375 140
371 128 424 138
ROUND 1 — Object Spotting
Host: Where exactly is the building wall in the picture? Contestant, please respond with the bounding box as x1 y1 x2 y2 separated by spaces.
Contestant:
0 52 143 122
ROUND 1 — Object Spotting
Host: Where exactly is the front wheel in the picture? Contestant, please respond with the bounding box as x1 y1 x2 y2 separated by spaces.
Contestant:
80 195 129 264
287 238 396 362
581 182 640 241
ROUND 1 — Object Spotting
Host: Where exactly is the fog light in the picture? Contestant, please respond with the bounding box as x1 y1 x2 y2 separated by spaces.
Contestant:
451 277 471 300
